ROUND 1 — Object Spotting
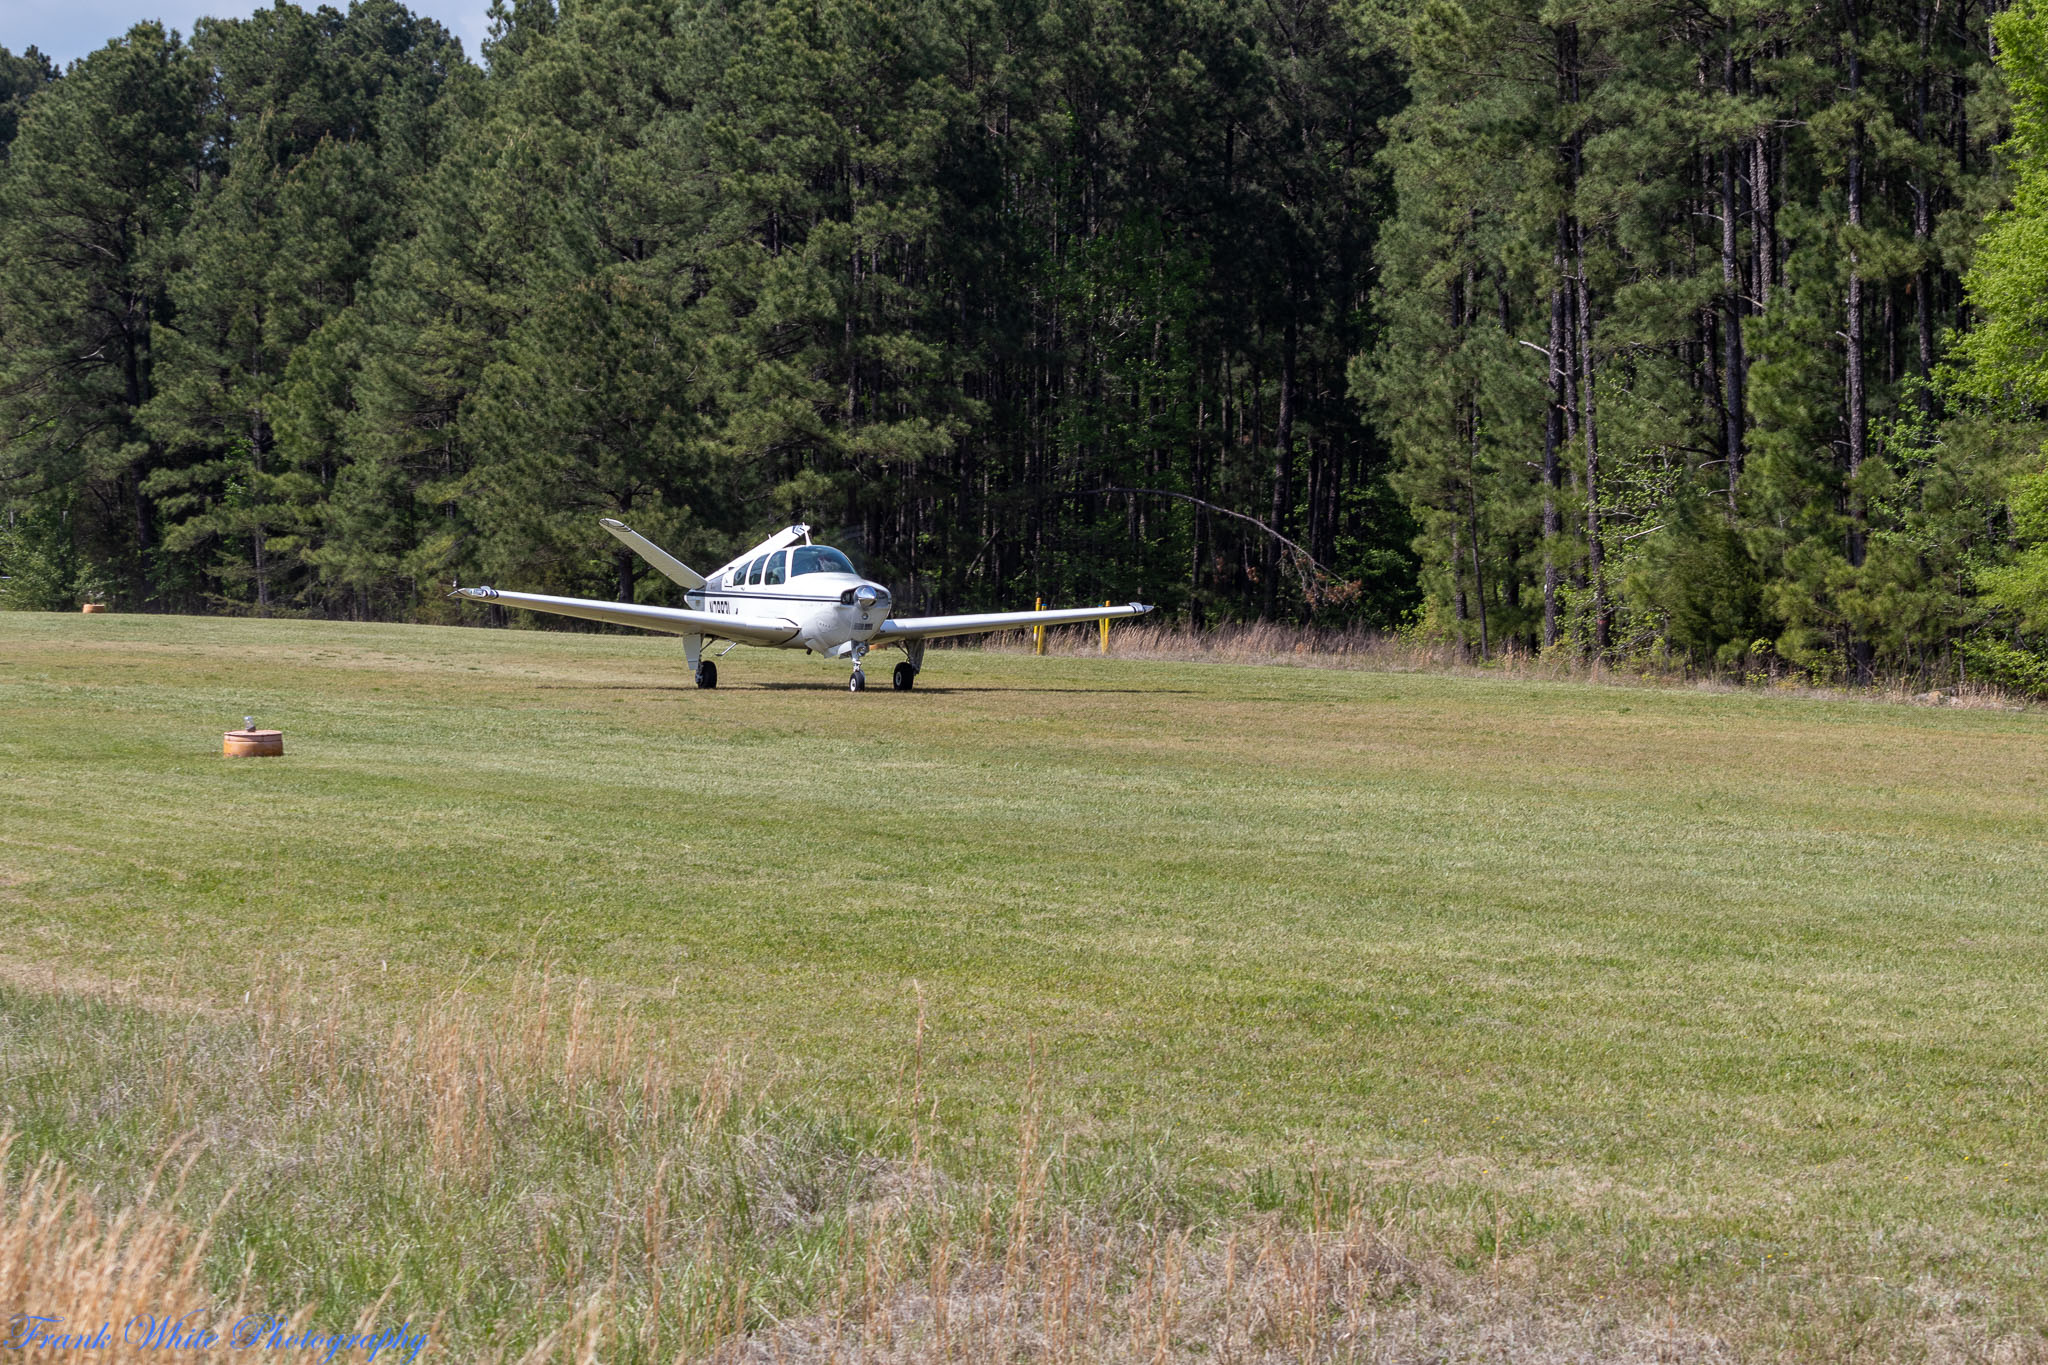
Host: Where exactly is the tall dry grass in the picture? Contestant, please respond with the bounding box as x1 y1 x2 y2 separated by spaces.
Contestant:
975 620 1507 674
973 620 2031 708
0 1132 426 1363
0 1131 630 1365
0 1135 233 1362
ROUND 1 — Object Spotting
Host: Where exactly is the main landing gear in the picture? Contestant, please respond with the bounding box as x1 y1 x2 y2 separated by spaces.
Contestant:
695 661 717 689
892 661 916 691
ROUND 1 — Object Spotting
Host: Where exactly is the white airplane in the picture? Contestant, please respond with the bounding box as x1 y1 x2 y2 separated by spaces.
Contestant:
452 519 1154 691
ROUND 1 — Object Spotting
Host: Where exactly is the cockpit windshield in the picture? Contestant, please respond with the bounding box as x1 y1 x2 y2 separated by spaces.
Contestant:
790 546 856 577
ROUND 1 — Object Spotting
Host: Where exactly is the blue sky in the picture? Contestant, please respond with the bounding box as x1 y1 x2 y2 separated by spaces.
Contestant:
2 0 493 66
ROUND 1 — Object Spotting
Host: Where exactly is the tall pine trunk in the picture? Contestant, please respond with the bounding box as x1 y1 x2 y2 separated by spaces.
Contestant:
1721 36 1746 509
1542 21 1577 651
1914 0 1935 399
1544 264 1566 650
1753 130 1776 310
1468 400 1489 660
1191 389 1208 629
1263 314 1298 620
1575 229 1606 655
1567 66 1607 655
1845 0 1875 684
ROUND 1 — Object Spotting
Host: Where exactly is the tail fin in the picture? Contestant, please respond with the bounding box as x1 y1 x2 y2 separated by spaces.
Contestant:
600 518 705 590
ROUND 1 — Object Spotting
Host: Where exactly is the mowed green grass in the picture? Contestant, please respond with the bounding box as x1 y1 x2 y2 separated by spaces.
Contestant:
3 611 2046 1343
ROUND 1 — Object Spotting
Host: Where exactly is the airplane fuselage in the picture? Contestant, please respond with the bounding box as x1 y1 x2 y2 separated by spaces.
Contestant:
695 537 891 657
685 572 889 655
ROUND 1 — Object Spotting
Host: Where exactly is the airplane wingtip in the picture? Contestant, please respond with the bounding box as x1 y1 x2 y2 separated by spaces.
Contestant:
599 517 629 532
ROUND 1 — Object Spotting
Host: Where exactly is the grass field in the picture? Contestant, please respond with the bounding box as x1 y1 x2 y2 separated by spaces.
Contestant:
1 611 2045 1361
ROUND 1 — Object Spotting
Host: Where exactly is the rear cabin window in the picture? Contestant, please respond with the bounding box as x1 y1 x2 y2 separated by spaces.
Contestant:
746 556 766 585
790 546 856 577
763 550 787 585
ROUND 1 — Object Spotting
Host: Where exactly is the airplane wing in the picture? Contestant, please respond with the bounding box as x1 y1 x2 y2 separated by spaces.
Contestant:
877 602 1153 642
451 587 800 645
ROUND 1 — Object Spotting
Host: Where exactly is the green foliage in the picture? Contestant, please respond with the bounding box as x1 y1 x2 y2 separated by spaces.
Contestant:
1953 0 2048 411
0 497 106 611
1958 634 2048 694
1974 462 2048 631
0 45 57 160
1946 0 2048 651
1626 503 1771 668
0 24 204 603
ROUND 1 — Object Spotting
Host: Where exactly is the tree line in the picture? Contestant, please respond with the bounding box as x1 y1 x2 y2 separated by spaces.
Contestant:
2 0 2046 688
1371 0 2044 687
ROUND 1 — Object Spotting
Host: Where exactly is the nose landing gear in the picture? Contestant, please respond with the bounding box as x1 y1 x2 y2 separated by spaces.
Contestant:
847 641 869 692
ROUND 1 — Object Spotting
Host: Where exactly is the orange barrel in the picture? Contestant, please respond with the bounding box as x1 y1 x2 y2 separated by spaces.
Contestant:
223 728 284 757
81 603 108 614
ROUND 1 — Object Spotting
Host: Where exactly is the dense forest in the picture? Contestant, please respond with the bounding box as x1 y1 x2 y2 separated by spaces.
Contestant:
2 0 2046 687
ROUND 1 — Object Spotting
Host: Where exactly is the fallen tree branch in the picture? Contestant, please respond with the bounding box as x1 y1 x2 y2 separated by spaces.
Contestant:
1093 487 1359 606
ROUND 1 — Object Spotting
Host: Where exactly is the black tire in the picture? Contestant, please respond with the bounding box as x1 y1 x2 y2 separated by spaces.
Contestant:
892 662 916 691
696 661 718 689
849 670 866 692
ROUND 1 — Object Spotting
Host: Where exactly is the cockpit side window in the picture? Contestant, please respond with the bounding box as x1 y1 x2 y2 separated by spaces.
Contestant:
746 555 766 586
790 546 856 577
763 550 787 585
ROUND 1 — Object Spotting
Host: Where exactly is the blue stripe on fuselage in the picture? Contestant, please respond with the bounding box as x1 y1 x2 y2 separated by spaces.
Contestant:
685 590 852 605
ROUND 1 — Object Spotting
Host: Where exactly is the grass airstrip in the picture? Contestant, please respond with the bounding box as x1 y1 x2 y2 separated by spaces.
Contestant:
1 611 2045 1360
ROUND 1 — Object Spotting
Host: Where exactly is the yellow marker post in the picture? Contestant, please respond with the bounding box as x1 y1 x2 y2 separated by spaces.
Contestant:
1033 597 1045 655
1100 601 1111 654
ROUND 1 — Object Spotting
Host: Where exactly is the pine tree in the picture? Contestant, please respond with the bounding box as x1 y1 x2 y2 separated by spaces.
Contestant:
0 46 57 161
0 24 203 604
142 0 464 612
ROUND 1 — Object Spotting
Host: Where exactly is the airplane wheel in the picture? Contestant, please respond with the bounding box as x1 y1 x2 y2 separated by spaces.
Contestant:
893 662 916 691
849 669 865 692
696 661 717 689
